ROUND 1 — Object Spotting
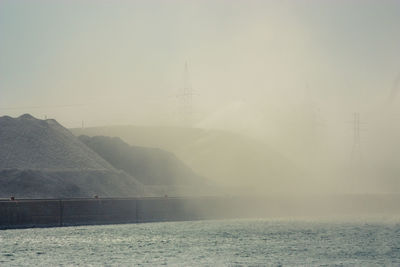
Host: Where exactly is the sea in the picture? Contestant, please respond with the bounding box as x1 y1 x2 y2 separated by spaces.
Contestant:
1 217 400 266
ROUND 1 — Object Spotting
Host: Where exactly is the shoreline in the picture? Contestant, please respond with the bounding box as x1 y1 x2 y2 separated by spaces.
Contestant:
1 194 400 230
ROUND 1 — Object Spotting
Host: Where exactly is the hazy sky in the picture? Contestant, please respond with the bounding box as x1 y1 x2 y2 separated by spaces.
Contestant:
1 0 400 128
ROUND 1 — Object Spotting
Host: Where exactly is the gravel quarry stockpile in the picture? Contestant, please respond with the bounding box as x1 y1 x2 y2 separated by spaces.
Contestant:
0 114 144 198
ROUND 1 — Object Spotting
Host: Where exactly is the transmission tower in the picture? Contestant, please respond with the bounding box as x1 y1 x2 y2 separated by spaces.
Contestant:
387 72 400 105
351 112 362 162
177 62 194 127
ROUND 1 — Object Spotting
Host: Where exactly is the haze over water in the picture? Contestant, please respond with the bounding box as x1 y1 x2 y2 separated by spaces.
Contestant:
1 1 400 265
1 0 400 194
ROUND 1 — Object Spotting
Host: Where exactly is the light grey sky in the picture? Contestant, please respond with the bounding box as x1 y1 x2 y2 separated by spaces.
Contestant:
1 0 400 128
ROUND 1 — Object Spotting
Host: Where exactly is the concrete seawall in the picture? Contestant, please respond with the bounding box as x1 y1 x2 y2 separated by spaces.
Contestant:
0 197 239 229
1 194 400 230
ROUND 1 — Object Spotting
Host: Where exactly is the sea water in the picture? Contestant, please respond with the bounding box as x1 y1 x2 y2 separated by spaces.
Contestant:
1 218 400 266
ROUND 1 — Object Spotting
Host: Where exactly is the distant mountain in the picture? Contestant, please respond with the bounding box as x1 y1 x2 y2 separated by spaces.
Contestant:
78 135 204 186
72 126 303 193
0 114 144 198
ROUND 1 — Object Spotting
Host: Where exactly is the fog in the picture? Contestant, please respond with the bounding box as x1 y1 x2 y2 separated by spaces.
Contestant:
1 0 400 196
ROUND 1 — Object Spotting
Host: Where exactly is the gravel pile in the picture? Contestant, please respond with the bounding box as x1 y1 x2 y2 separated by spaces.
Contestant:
0 114 113 170
0 114 144 198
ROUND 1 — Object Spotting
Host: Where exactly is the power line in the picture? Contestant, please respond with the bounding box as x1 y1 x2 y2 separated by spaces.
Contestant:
0 104 85 110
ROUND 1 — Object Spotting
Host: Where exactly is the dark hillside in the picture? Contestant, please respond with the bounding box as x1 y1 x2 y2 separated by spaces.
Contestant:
79 135 204 186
